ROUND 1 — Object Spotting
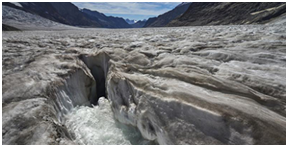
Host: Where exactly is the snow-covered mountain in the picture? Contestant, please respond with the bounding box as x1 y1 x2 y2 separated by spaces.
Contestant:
3 2 131 28
125 19 138 24
130 19 147 28
2 5 76 30
3 2 101 27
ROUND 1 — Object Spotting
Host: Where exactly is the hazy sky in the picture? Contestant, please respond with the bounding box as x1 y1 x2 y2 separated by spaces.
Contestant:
73 2 181 20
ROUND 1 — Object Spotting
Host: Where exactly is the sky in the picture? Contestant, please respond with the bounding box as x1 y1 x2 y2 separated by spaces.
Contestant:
73 2 181 21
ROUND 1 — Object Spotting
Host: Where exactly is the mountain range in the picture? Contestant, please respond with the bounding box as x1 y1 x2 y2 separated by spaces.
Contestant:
125 19 138 24
167 2 286 27
124 19 148 28
2 2 286 30
3 2 101 27
3 2 131 28
81 8 131 28
131 20 147 28
2 2 193 29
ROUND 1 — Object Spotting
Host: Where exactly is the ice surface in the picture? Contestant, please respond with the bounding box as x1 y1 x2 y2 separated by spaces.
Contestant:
2 18 286 144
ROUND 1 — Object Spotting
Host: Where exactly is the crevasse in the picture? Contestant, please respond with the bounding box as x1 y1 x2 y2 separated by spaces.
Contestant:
64 97 152 145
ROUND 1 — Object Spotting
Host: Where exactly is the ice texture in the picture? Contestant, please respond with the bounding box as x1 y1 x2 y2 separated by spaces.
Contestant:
2 18 286 144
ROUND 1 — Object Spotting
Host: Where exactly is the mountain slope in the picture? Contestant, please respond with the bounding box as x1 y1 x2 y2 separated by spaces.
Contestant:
144 2 191 27
131 20 147 28
143 17 157 27
2 5 76 30
167 2 286 27
3 2 132 28
3 2 101 27
49 2 101 27
81 8 131 28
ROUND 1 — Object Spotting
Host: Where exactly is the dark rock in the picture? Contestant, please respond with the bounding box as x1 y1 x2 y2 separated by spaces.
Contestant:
167 2 286 27
143 17 157 27
2 24 21 31
145 2 191 27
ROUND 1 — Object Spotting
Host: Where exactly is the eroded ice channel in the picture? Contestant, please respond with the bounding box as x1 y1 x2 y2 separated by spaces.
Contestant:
64 97 153 145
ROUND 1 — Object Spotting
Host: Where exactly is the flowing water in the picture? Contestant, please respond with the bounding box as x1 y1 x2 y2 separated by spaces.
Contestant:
64 97 154 145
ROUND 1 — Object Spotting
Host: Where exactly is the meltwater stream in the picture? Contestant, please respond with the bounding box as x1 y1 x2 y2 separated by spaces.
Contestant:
64 97 154 145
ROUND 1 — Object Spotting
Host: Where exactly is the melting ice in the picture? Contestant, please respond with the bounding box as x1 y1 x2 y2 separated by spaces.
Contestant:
64 97 152 145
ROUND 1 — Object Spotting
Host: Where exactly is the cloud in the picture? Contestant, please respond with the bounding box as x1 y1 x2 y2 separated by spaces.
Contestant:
73 2 180 16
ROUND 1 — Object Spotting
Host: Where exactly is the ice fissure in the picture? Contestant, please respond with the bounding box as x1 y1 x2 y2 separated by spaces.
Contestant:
60 51 285 145
50 52 153 145
78 53 110 104
64 50 285 144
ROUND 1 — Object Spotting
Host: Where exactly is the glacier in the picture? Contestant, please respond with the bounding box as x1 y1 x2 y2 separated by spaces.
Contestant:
2 18 286 144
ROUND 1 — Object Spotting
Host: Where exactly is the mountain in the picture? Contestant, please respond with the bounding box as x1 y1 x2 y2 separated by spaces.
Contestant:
131 20 147 28
143 17 157 27
144 2 191 27
125 19 138 24
3 2 101 27
3 2 131 28
167 2 286 27
81 8 131 28
175 2 191 7
2 5 76 30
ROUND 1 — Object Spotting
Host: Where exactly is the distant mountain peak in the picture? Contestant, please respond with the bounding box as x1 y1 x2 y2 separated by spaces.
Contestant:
125 19 138 24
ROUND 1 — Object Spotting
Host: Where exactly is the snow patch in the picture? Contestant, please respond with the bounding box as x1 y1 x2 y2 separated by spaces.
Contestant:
11 2 23 8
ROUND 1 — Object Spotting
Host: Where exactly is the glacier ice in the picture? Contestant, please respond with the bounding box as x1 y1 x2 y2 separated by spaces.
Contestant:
2 20 286 144
64 97 152 145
